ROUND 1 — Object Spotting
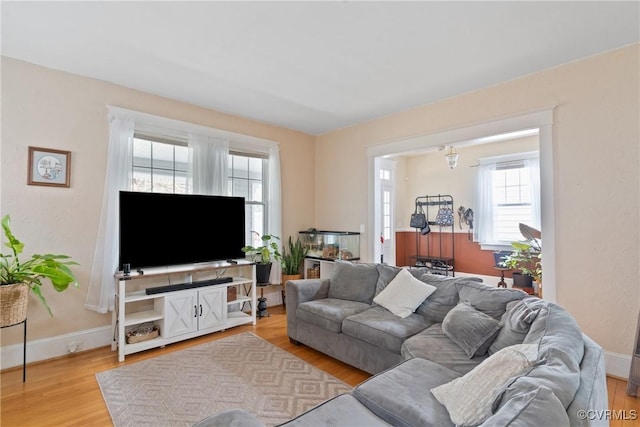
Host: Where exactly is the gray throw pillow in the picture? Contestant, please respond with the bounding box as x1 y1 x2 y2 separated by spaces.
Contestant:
442 301 503 358
415 276 482 322
328 261 379 304
489 297 542 355
456 280 526 319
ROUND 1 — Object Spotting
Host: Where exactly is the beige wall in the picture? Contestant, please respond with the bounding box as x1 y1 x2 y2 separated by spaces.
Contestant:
316 44 640 356
0 57 316 345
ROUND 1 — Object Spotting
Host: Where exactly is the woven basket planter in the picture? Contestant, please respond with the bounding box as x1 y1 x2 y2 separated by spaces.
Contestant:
1 283 29 327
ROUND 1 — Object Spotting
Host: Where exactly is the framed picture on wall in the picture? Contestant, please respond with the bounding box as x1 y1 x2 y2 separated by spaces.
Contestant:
27 146 71 188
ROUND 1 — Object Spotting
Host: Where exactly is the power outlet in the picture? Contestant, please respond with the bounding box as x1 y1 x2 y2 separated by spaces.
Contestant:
67 341 82 354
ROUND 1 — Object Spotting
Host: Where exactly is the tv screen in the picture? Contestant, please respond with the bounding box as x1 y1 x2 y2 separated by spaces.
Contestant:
119 191 246 270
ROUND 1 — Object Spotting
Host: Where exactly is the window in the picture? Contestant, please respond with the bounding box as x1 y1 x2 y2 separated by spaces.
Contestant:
132 136 189 193
228 152 268 248
475 152 540 247
131 137 269 248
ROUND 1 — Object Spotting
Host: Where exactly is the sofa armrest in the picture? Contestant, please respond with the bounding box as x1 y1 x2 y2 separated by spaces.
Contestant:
286 279 330 342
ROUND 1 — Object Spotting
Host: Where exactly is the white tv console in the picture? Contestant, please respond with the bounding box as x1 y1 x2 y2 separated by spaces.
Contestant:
112 260 256 362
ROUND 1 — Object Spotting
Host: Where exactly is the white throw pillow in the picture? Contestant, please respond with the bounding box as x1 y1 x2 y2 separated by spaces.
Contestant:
430 343 538 426
373 268 436 318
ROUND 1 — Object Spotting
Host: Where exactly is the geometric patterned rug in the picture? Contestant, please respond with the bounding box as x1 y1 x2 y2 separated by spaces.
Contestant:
96 332 352 426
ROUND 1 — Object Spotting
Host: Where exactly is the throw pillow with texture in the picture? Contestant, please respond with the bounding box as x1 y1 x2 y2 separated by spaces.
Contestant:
373 268 437 318
442 301 502 358
430 343 538 427
489 297 542 355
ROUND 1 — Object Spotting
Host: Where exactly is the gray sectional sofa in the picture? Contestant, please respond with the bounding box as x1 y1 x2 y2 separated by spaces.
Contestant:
196 261 609 426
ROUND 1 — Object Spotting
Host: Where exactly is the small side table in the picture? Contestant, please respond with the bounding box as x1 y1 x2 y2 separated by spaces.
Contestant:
493 266 510 288
256 283 270 318
1 318 27 382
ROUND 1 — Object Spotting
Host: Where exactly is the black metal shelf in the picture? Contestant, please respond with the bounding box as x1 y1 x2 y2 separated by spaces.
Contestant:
412 195 455 276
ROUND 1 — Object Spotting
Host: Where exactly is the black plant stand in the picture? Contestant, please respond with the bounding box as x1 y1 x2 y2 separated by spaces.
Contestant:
2 318 27 382
256 284 270 318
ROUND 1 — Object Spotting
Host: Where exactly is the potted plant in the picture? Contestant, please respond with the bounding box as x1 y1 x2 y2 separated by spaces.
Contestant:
0 215 79 324
281 236 308 282
242 232 281 284
503 224 542 294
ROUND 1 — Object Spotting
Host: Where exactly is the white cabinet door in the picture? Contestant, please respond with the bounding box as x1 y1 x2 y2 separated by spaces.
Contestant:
198 287 226 330
164 292 198 337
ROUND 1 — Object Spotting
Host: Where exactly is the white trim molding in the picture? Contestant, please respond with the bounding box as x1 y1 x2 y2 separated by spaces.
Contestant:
606 351 632 379
0 323 631 380
1 326 112 370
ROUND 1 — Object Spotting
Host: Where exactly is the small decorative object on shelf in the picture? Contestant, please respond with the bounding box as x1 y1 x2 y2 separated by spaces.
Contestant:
307 264 321 279
126 324 160 344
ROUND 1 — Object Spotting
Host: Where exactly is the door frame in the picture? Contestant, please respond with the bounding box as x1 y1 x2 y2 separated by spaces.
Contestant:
367 108 556 302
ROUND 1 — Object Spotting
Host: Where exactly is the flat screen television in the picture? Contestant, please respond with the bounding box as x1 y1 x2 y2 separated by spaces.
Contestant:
119 191 246 270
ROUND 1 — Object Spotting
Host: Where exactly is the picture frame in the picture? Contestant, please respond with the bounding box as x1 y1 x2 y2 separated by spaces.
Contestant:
27 146 71 188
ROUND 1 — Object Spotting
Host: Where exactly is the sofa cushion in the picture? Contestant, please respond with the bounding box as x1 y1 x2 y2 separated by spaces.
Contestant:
431 344 538 427
281 393 392 427
374 263 402 295
296 298 371 333
414 275 482 322
401 324 488 375
489 297 543 355
442 302 502 358
456 280 526 319
373 269 436 318
328 261 379 304
496 302 585 411
481 386 569 426
353 358 459 427
342 306 433 354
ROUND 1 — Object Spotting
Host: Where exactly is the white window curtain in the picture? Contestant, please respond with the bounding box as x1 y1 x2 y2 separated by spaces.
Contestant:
188 134 229 196
267 145 282 283
473 162 496 245
85 116 134 313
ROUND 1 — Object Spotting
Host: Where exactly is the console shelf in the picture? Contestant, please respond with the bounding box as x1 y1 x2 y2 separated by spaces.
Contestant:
112 260 256 362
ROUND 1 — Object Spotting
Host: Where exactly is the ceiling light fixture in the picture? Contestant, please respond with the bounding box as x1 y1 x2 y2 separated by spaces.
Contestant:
445 146 459 169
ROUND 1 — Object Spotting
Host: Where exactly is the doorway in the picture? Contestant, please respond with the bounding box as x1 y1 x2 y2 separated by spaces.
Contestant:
367 109 556 301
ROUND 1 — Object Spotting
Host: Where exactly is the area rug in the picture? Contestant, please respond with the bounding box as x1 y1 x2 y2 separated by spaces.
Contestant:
96 332 352 426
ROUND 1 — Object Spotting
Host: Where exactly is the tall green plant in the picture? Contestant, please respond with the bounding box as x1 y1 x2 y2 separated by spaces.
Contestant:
0 215 79 316
281 236 308 275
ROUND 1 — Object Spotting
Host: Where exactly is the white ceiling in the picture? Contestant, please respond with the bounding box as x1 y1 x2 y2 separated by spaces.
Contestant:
2 1 639 135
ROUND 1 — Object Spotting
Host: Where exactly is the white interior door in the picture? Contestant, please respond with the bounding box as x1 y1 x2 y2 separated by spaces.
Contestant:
375 158 396 265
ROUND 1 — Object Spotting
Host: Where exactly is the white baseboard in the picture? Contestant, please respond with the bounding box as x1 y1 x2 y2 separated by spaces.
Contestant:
605 351 631 379
1 322 633 381
1 325 112 370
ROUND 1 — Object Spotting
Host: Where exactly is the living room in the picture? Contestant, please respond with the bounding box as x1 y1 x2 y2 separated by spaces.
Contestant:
1 2 639 425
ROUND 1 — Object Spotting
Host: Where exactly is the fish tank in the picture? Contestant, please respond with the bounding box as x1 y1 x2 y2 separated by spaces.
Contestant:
299 230 360 261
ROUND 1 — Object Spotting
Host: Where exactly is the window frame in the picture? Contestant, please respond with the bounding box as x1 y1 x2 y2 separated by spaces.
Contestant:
476 151 540 250
130 134 270 244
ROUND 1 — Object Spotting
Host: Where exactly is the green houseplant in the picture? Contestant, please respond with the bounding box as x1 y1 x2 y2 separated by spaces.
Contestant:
242 232 281 284
503 224 542 294
281 236 308 276
0 215 79 320
280 236 308 309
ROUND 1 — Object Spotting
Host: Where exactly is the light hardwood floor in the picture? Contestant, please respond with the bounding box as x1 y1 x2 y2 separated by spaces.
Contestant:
1 305 638 426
